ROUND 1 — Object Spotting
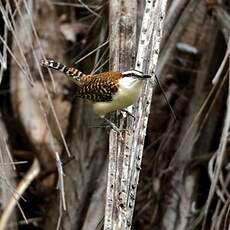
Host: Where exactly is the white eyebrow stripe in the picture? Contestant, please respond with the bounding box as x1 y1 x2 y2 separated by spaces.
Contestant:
122 70 144 77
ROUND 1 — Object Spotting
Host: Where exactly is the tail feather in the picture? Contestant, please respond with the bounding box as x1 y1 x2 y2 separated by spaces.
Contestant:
40 59 85 81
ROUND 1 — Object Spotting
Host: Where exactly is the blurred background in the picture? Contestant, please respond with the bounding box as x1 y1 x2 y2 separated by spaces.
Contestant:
0 0 229 229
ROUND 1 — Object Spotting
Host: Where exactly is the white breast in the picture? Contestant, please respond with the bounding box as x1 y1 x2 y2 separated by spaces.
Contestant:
93 77 144 117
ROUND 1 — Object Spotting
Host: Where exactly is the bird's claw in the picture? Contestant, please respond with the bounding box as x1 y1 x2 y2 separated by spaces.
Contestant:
103 117 129 133
120 109 135 119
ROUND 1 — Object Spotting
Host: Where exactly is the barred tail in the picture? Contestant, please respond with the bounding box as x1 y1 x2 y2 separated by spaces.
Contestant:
40 59 85 81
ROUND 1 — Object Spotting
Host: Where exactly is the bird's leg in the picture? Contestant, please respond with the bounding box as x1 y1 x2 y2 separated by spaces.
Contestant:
103 117 121 133
120 109 135 119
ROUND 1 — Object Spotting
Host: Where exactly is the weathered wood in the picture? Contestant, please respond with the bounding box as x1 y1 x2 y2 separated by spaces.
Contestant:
105 0 137 229
0 113 17 230
105 0 168 229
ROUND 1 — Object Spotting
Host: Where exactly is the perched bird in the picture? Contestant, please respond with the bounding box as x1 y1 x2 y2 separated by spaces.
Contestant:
40 59 151 131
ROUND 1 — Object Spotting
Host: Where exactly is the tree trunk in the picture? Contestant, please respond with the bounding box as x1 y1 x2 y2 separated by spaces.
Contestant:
0 0 230 230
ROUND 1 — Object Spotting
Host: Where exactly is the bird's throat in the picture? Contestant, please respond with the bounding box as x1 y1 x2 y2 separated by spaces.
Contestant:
93 78 144 117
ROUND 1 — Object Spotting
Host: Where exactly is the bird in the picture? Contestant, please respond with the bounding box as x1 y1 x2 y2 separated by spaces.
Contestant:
40 59 151 131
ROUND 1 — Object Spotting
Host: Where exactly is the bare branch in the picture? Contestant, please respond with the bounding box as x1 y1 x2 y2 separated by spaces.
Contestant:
0 158 40 229
105 0 168 229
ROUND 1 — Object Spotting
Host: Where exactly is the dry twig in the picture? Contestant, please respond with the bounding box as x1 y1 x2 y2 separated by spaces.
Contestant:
202 38 230 230
0 158 40 230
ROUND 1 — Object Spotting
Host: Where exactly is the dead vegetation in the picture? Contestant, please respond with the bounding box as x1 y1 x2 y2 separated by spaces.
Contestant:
0 0 229 229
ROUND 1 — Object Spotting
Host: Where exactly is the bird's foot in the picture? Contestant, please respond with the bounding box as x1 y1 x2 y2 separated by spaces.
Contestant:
103 118 128 133
120 109 135 119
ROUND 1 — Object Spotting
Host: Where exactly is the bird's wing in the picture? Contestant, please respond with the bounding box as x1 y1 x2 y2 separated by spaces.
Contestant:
77 74 120 102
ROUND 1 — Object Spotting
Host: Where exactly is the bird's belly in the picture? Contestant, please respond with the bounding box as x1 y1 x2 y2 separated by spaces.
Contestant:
93 81 144 117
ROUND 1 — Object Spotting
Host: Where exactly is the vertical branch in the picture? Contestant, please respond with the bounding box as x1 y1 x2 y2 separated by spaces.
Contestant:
105 0 137 229
128 0 169 223
105 0 168 229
